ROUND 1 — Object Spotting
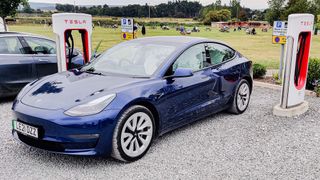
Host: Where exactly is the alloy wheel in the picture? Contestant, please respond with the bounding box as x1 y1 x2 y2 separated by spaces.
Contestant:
237 83 250 111
120 112 153 158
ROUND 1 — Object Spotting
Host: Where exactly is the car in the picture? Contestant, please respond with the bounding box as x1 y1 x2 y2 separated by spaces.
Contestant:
0 32 84 98
12 36 253 162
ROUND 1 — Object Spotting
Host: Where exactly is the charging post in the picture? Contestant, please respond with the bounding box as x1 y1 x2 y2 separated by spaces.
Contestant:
273 14 314 117
52 13 93 72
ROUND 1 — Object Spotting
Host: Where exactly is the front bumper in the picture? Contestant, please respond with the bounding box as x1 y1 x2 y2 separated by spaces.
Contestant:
12 100 121 156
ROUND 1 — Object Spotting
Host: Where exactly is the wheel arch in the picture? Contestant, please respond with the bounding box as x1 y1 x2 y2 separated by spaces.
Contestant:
242 75 253 93
120 99 161 137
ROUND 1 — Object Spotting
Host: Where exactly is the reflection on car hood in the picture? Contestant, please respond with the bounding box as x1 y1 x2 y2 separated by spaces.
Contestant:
21 70 145 110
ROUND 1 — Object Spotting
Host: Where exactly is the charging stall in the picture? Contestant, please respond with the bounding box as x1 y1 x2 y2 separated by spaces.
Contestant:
273 14 314 117
52 13 93 72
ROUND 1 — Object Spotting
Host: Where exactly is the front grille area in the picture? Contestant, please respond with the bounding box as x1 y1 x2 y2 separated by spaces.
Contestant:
17 133 98 152
18 133 65 152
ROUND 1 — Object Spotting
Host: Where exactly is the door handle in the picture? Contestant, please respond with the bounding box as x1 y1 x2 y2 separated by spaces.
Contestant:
38 59 49 62
201 76 210 80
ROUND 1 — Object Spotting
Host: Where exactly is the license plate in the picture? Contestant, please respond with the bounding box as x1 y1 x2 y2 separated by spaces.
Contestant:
12 120 38 139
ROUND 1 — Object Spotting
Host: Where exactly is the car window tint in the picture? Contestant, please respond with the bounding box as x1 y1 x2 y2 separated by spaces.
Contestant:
0 37 24 54
206 43 235 65
24 37 56 55
173 44 208 72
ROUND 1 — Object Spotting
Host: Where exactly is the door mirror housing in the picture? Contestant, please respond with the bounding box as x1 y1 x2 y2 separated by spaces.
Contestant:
171 68 193 78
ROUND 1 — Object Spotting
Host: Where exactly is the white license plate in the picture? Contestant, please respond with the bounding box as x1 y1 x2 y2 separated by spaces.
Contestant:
13 120 38 139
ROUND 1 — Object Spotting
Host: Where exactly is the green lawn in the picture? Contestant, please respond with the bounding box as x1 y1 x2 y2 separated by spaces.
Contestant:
8 24 320 69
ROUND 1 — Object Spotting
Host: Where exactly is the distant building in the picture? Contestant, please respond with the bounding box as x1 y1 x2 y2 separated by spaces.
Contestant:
212 21 270 29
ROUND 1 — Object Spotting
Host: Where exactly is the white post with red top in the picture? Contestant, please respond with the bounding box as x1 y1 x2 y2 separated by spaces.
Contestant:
52 13 92 72
273 14 314 117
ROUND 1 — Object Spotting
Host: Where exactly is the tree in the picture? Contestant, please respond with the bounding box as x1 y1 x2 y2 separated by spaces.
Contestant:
239 8 248 21
22 2 34 14
0 0 26 31
215 0 222 9
203 9 231 25
229 0 241 20
265 0 286 24
56 1 202 18
308 0 320 24
284 0 310 17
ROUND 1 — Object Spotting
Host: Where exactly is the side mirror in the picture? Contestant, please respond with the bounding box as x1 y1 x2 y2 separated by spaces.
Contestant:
171 68 193 78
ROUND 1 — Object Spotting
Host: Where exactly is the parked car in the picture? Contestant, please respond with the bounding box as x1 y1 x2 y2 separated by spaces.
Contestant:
12 36 253 162
0 32 84 98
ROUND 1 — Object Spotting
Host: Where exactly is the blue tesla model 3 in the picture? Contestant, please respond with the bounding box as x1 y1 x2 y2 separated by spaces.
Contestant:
12 36 252 162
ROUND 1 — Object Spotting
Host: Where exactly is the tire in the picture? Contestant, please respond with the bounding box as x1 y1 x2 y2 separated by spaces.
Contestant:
111 105 155 162
228 79 251 114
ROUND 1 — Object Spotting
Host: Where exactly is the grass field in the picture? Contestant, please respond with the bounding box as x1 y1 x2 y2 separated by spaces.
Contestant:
9 24 320 69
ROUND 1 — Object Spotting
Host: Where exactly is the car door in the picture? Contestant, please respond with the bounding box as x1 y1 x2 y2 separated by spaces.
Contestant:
206 43 239 106
21 36 58 78
0 36 35 96
158 43 220 130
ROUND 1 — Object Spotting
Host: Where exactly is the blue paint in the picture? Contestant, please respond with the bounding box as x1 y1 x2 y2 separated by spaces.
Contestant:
12 37 253 156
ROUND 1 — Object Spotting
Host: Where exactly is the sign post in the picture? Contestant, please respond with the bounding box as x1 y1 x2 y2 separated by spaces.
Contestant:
121 18 134 40
272 21 288 81
273 14 314 117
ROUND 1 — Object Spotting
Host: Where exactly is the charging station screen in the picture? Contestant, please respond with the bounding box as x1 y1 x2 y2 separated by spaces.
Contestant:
294 32 311 90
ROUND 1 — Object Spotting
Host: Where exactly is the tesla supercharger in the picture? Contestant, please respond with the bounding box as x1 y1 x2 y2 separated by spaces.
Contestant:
273 14 314 117
52 13 92 72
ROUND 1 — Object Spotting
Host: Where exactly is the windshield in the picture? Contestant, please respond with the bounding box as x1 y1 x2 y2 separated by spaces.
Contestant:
82 42 177 77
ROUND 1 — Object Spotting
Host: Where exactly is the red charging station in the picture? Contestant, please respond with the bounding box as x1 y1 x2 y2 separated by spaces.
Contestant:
274 14 314 117
52 13 93 72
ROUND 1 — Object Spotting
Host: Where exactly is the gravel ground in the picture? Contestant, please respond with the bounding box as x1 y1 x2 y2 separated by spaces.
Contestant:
1 87 320 180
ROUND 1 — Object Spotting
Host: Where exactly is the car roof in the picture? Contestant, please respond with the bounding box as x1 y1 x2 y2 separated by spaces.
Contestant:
0 32 54 41
127 36 229 48
130 36 207 44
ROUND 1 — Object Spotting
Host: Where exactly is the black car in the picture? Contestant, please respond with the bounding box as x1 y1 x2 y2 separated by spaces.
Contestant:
0 32 83 98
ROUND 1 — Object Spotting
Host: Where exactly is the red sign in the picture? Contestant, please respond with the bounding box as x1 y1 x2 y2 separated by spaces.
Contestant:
64 19 87 25
300 21 313 27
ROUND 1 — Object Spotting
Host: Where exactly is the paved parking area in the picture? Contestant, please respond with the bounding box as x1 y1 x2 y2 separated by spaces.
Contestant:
1 87 320 179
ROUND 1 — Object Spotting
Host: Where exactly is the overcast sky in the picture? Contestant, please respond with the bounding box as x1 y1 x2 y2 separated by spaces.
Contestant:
29 0 269 9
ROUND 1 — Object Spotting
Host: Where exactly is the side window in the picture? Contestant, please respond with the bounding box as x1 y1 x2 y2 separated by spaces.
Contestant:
172 44 208 72
0 37 24 54
24 37 56 55
206 43 235 65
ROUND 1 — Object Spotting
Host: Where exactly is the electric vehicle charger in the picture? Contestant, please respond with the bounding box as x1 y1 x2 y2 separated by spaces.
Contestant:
52 13 93 72
273 14 314 117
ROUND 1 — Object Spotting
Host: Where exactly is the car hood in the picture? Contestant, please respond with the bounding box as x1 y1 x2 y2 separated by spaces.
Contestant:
21 71 145 110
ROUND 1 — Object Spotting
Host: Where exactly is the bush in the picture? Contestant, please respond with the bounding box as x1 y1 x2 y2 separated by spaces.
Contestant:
253 63 267 78
272 72 282 84
314 80 320 97
307 58 320 90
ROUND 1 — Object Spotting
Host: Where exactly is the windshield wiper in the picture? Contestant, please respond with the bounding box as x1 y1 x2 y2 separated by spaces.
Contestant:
81 67 104 76
131 76 150 78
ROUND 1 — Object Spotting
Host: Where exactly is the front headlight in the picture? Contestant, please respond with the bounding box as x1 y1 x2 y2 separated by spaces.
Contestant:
64 94 116 117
